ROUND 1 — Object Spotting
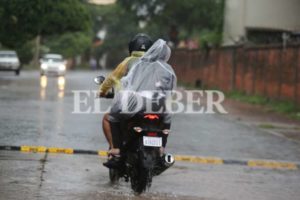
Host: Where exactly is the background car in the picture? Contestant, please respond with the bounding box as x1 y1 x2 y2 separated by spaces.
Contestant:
0 50 21 75
40 54 66 76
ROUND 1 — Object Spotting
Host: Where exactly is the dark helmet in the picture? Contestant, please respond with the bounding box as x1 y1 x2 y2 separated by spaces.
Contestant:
128 33 153 54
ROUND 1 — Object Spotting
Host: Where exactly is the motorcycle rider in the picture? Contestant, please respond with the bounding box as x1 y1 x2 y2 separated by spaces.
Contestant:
103 39 177 167
98 33 153 156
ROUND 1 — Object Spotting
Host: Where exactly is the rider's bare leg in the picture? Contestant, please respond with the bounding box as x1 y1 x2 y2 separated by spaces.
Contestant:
102 113 113 149
109 121 121 155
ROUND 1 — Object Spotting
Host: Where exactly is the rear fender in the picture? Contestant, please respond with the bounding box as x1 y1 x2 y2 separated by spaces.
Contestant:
139 148 160 169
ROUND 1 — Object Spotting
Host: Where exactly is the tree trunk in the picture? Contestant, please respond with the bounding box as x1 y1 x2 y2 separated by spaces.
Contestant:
32 35 41 68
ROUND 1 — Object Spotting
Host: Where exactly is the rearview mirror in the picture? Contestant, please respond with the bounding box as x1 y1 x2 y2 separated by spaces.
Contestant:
94 76 105 85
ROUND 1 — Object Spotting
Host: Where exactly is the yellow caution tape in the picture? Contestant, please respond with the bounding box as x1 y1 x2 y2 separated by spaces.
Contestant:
21 146 47 153
175 155 223 165
48 147 74 154
248 160 298 170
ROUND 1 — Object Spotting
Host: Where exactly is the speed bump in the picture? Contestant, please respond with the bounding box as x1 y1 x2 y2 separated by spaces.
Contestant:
98 150 108 157
21 146 47 153
175 155 223 165
248 160 298 170
1 145 299 170
48 147 74 154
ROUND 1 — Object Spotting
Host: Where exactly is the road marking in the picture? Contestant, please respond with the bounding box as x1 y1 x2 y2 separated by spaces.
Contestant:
1 145 299 170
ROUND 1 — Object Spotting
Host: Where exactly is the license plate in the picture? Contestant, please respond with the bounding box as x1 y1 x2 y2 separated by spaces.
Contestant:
143 136 162 147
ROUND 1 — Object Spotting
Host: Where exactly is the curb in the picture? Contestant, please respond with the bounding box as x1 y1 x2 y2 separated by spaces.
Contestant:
0 145 298 170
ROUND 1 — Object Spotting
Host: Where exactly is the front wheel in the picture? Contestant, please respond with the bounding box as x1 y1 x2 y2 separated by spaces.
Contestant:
109 168 119 184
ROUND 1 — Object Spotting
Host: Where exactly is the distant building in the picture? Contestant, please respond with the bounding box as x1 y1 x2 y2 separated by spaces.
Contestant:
222 0 300 45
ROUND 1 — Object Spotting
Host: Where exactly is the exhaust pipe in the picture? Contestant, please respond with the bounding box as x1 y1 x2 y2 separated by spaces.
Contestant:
164 153 175 166
153 153 175 176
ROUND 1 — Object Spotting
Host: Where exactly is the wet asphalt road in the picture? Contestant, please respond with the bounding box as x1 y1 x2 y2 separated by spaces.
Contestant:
1 71 300 200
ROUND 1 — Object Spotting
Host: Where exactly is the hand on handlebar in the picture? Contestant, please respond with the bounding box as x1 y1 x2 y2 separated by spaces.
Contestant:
97 90 114 99
96 91 106 98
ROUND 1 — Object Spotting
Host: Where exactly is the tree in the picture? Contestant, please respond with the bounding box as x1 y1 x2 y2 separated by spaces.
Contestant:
0 0 92 65
89 4 140 68
0 0 91 48
117 0 225 45
44 32 91 58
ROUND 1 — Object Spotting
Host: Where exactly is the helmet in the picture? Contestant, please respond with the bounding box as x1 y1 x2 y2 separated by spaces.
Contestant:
128 33 153 54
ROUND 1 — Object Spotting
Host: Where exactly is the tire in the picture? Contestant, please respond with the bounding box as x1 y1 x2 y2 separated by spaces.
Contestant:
130 167 151 194
109 168 119 184
130 150 156 194
15 69 20 76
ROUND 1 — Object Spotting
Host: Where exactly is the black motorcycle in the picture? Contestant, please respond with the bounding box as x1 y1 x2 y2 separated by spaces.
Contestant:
94 76 175 194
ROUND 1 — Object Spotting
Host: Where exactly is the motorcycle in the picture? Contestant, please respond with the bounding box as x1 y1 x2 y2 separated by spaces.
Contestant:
94 76 175 194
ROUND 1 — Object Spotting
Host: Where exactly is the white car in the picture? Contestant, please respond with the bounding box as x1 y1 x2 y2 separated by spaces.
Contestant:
40 54 66 76
0 50 21 75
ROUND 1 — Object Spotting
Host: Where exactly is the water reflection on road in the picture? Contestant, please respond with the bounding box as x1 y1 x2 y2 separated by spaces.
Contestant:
40 75 65 99
39 75 66 138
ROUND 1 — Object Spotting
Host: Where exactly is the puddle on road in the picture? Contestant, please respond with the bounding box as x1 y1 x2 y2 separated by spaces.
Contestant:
78 190 201 200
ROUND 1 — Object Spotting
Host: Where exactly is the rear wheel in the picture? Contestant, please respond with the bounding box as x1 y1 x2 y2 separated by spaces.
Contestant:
130 167 152 194
130 150 157 194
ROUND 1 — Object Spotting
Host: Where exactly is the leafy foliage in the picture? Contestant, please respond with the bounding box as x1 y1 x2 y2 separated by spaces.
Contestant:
0 0 91 48
44 32 92 58
88 0 224 67
90 4 141 67
0 0 92 64
117 0 224 37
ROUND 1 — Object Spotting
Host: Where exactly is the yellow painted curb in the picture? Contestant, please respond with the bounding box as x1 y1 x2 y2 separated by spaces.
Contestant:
48 147 74 154
175 155 223 165
21 146 47 153
248 160 298 170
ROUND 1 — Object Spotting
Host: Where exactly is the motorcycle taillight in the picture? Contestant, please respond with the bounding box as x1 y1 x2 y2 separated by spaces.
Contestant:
144 114 159 120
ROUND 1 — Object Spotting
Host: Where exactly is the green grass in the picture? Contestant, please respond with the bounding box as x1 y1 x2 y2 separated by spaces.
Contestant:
258 124 276 129
227 91 269 105
226 91 300 120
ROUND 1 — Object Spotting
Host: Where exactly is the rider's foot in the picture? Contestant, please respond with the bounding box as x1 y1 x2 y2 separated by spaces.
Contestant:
103 148 121 169
108 148 120 155
103 155 121 169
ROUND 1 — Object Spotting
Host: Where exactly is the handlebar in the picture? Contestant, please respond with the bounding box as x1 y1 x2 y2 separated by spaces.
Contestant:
104 91 114 99
94 75 115 98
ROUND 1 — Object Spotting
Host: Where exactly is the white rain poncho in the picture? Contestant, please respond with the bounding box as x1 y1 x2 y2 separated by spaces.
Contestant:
109 39 177 123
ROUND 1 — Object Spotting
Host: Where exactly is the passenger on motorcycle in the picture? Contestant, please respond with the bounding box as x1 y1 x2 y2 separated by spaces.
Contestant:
103 39 177 167
98 34 153 155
